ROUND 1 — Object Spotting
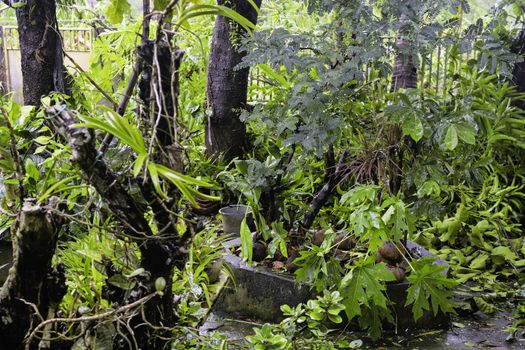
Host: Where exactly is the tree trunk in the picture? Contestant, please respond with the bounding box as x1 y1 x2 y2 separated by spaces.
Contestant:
14 0 67 105
388 11 415 194
135 30 185 349
0 199 65 350
206 0 262 162
391 13 418 91
511 24 525 110
45 105 187 350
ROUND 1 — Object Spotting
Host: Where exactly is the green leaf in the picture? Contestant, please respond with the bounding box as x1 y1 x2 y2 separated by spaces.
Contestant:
240 215 253 263
456 124 477 145
24 158 39 180
178 5 257 33
417 180 441 198
339 257 395 321
38 175 79 203
258 64 290 88
107 0 131 24
11 2 27 8
402 112 423 142
469 253 489 270
74 108 147 156
108 274 135 290
444 125 458 151
133 154 147 178
405 257 457 321
153 0 170 11
490 246 517 265
33 136 50 145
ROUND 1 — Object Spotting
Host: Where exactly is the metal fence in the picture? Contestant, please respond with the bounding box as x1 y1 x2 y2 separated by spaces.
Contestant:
248 33 512 103
0 26 93 103
0 24 509 104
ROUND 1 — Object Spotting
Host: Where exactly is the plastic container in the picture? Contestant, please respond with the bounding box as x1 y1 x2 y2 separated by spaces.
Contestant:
219 205 252 236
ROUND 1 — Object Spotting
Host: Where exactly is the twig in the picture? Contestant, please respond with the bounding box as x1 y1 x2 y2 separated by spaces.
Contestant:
63 50 118 108
24 292 159 349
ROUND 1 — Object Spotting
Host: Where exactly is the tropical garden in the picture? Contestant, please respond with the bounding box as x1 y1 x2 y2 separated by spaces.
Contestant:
0 0 525 349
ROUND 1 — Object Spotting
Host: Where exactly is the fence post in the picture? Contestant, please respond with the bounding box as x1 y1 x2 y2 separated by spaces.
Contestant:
0 26 8 94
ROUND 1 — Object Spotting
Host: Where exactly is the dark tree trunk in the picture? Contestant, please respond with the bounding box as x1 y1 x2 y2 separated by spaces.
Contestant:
0 199 65 350
511 24 525 110
206 0 262 162
45 106 187 350
14 0 67 105
135 31 185 350
392 38 418 90
388 11 415 194
391 13 418 91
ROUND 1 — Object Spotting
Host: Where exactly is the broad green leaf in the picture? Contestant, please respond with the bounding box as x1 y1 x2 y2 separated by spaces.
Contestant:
417 180 440 198
469 253 489 270
240 215 253 263
444 125 458 151
456 124 477 145
133 154 147 178
339 257 395 321
405 257 457 321
490 246 517 264
402 112 423 142
107 0 131 24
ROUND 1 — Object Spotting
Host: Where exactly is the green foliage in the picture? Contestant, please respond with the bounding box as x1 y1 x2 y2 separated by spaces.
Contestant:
247 324 289 350
405 257 457 321
339 257 395 339
240 214 253 262
106 0 131 24
173 228 229 325
2 0 525 346
336 185 412 251
294 230 343 292
73 107 219 207
248 290 352 349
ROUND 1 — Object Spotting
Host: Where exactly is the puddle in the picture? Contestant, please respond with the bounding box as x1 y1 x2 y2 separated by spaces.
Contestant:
200 240 524 348
200 311 525 349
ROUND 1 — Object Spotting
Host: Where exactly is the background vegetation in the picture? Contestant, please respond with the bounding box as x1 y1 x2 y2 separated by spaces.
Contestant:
1 0 525 349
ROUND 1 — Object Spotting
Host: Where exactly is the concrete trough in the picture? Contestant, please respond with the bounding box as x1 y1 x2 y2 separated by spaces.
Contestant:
211 240 450 331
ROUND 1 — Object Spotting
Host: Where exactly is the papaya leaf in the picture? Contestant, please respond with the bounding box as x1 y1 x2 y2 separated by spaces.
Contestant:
405 257 457 321
339 257 395 322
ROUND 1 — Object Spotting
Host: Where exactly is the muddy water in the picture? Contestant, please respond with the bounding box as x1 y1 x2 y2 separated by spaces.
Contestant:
376 311 524 350
201 311 525 349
